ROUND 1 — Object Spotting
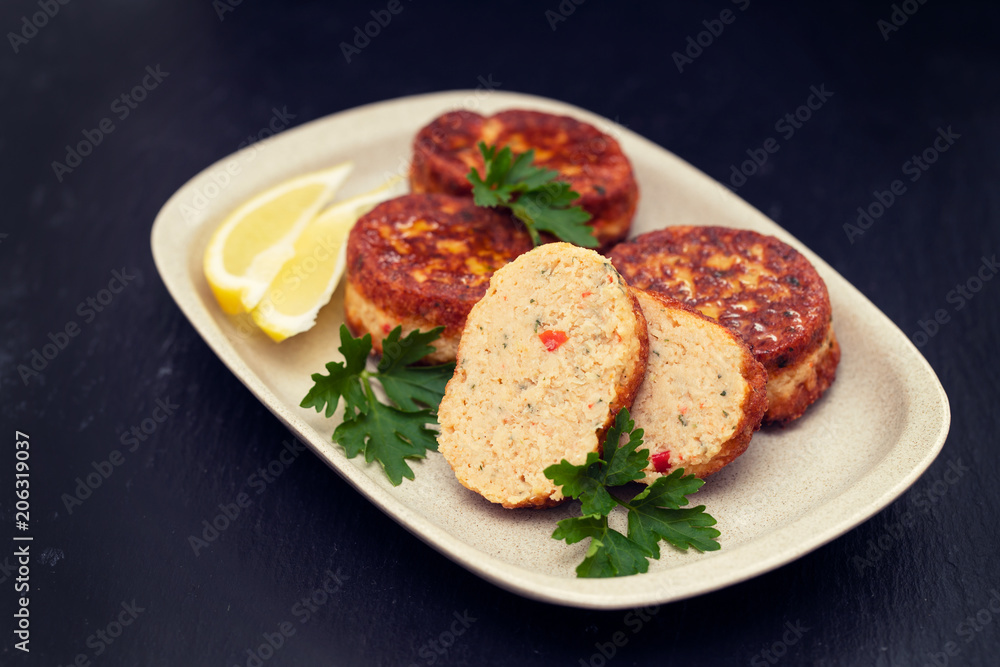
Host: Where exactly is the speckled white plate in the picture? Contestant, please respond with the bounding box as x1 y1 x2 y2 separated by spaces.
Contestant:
151 91 950 609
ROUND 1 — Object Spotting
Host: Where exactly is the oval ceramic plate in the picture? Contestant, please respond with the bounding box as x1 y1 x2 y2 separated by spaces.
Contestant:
151 91 950 609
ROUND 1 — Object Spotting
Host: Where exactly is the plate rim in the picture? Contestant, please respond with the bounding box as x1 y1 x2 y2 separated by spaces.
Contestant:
151 89 951 609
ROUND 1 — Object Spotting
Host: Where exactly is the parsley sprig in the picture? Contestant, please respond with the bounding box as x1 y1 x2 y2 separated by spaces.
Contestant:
467 142 597 248
544 409 721 578
301 325 455 485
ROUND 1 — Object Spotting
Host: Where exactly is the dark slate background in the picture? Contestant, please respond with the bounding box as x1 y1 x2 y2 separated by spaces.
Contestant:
2 1 999 665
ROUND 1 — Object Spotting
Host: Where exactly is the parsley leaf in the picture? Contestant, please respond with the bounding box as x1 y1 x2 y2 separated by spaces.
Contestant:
333 402 439 487
546 452 615 516
601 409 649 487
545 409 645 516
376 327 454 411
378 365 452 413
300 325 371 419
553 515 650 578
628 492 721 557
301 325 455 485
544 408 721 577
376 326 446 371
467 141 597 248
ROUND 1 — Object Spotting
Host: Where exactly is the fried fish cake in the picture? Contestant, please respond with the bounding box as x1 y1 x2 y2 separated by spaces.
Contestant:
344 193 533 364
410 109 639 248
628 290 767 480
437 243 648 508
608 226 840 425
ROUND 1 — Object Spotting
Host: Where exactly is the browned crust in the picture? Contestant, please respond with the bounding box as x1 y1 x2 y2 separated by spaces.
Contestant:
608 225 837 424
410 109 639 248
763 325 841 426
410 110 481 197
635 289 767 479
345 193 532 352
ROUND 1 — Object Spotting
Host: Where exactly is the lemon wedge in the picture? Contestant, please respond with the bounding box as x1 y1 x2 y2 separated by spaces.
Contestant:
250 177 406 342
203 163 354 314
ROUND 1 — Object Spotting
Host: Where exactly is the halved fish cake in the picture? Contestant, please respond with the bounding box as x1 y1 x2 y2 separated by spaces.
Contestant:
608 226 840 425
344 193 532 364
410 109 639 248
627 290 767 481
437 243 648 508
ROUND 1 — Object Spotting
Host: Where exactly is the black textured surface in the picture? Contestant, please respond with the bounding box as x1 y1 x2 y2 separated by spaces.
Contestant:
3 1 999 666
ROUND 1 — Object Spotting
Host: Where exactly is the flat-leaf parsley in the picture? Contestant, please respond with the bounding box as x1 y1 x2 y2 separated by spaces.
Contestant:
544 409 721 577
467 142 596 248
301 325 455 485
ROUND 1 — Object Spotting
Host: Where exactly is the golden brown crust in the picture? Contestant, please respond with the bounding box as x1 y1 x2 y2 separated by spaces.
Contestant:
410 109 639 248
345 193 532 361
608 225 837 424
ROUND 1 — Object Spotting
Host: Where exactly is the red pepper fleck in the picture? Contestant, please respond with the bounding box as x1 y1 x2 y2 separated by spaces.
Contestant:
538 330 568 351
679 406 688 415
651 451 672 473
581 291 593 298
